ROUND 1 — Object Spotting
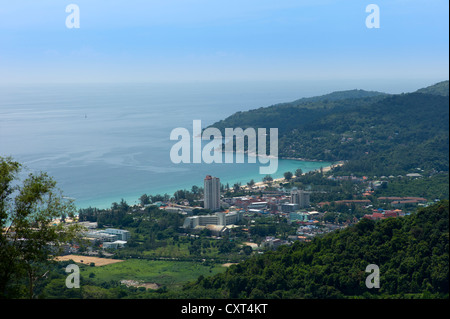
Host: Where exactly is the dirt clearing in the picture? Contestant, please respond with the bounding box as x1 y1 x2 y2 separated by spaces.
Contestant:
55 255 124 266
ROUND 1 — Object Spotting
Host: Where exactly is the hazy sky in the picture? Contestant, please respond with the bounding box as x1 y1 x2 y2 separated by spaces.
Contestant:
0 0 448 87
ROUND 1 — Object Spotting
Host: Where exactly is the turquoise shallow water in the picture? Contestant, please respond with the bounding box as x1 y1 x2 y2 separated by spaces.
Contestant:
0 82 331 209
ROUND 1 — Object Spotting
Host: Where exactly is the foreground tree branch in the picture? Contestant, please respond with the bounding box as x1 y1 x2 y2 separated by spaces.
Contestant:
0 156 84 298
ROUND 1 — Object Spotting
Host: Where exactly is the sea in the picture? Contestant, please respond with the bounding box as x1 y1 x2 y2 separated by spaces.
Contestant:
0 81 332 209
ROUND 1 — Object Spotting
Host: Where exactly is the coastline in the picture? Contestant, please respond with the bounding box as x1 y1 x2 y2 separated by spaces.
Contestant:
280 156 331 163
244 161 343 190
74 158 340 210
49 159 342 223
216 148 336 163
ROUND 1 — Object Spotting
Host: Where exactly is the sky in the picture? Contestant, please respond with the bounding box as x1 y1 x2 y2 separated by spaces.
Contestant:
0 0 448 88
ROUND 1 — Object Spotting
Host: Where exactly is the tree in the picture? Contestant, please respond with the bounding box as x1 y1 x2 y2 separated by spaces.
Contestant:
191 185 199 195
139 194 150 206
163 193 170 202
263 175 273 183
295 168 303 177
243 245 253 256
284 171 293 181
119 198 129 211
0 157 84 298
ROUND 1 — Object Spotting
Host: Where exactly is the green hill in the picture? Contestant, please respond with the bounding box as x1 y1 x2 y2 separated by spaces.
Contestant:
209 81 450 176
266 89 388 110
415 80 449 96
176 200 449 299
290 88 388 105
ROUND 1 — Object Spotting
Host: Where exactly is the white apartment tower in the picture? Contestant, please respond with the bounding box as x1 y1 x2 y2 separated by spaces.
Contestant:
204 175 220 211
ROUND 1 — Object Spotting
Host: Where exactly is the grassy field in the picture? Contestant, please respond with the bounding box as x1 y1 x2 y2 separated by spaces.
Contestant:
81 258 227 290
142 242 191 258
141 242 222 258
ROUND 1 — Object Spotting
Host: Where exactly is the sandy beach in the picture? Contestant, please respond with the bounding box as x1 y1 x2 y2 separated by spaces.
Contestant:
243 161 344 190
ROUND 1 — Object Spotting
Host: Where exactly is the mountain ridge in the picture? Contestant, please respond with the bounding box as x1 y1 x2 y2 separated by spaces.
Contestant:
209 80 449 176
415 80 449 96
290 88 388 105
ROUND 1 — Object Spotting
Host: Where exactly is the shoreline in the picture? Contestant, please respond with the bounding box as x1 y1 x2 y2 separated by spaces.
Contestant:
74 159 341 210
279 156 334 163
215 147 336 163
244 162 343 190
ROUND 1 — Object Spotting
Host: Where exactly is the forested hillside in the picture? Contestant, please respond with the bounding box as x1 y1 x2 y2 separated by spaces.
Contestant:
416 80 449 96
210 81 449 176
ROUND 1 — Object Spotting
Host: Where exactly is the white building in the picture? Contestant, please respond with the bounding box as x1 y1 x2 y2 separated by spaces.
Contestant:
247 202 268 210
103 240 127 249
104 228 130 241
204 175 220 211
260 236 287 249
85 230 118 242
183 211 243 229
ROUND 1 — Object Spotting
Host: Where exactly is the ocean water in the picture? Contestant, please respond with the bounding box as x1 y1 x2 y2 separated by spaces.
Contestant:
0 82 331 209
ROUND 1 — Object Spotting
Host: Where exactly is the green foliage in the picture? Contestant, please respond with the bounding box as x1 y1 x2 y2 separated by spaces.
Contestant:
38 259 227 299
289 89 388 105
139 194 150 206
283 171 293 181
415 80 449 96
0 157 84 298
373 173 449 200
263 175 273 183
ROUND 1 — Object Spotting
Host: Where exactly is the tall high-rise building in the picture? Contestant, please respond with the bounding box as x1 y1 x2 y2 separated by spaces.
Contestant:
291 189 310 208
204 175 220 211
